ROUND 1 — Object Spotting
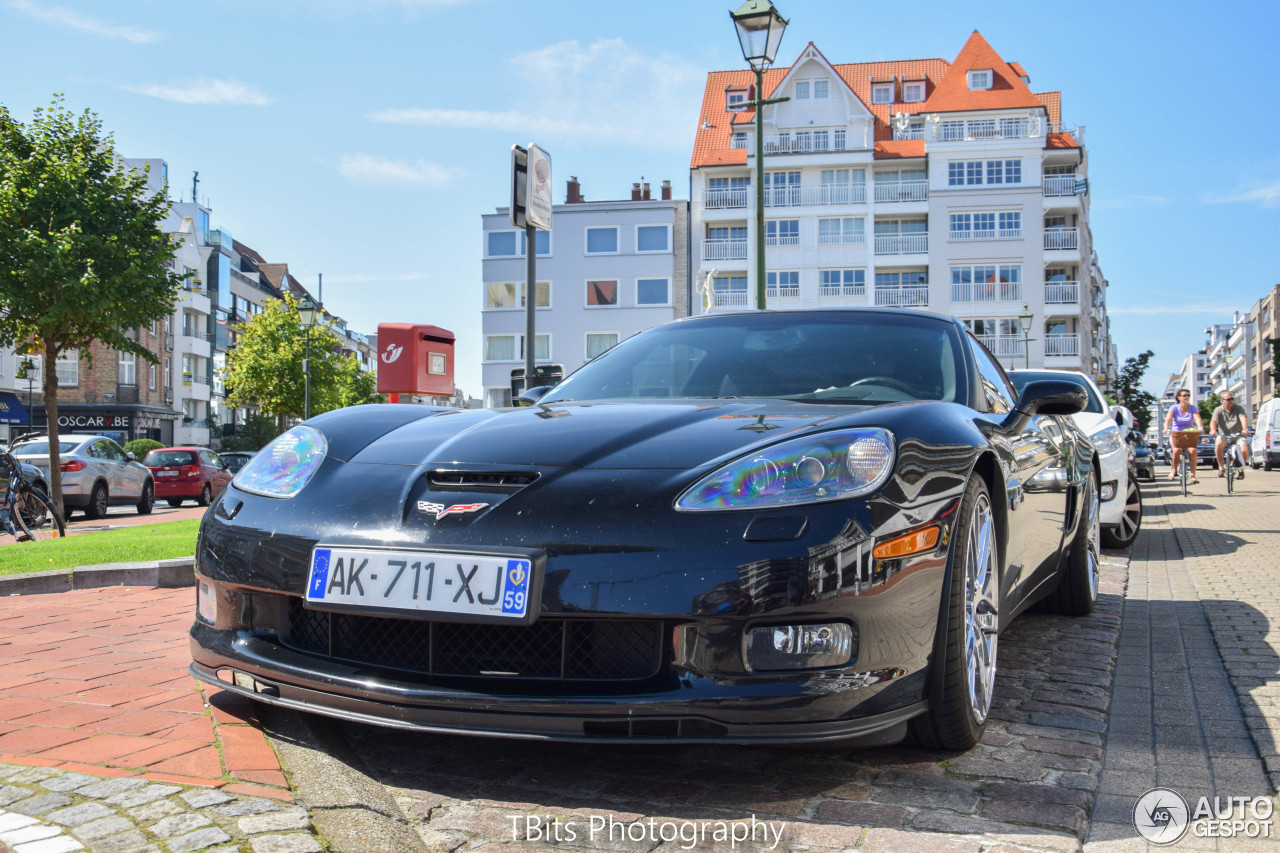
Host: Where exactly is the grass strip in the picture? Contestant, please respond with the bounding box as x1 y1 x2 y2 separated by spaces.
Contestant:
0 519 200 576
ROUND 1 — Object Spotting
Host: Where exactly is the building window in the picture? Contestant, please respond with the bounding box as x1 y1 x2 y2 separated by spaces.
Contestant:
949 160 1022 186
968 69 992 90
998 212 1021 237
902 81 925 102
713 275 749 304
820 269 865 296
586 333 619 360
813 79 828 99
765 219 800 247
149 363 157 390
726 89 748 111
766 271 800 299
587 280 619 306
485 335 517 361
586 227 618 254
485 281 550 310
486 388 512 409
118 351 136 385
794 80 809 100
876 271 927 287
520 230 550 256
871 82 893 104
817 217 865 245
732 132 747 148
486 231 518 257
636 225 671 253
637 278 670 306
55 351 78 387
951 265 1022 302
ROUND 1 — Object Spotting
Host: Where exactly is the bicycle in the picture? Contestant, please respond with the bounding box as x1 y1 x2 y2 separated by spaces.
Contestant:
1170 428 1200 497
1222 435 1247 495
0 447 66 543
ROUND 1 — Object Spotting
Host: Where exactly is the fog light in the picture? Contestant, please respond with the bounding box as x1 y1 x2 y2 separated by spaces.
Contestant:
197 579 217 624
746 622 855 671
1100 480 1117 502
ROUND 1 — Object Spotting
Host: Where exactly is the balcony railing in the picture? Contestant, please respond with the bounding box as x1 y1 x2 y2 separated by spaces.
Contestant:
974 335 1027 358
951 227 1022 241
874 286 929 308
755 133 869 155
1045 281 1080 304
703 240 748 261
767 286 801 301
765 235 800 248
873 181 928 203
704 188 749 209
1043 175 1083 197
703 184 869 210
1046 333 1081 357
711 290 750 309
874 234 928 255
1044 228 1080 250
951 282 1023 303
817 233 866 246
819 285 866 298
115 384 139 404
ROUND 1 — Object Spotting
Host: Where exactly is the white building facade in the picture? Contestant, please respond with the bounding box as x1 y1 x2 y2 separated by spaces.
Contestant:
480 180 690 408
689 33 1112 380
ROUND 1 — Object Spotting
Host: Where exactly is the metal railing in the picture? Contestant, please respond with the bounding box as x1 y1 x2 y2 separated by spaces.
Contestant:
1045 334 1081 357
711 291 751 309
951 227 1022 241
874 286 929 308
1045 281 1080 304
1043 175 1080 197
1044 228 1080 250
704 188 749 209
873 181 928 203
765 235 800 248
874 234 928 255
703 240 748 261
767 286 801 300
817 233 867 246
819 285 866 298
703 184 869 209
950 282 1023 303
974 335 1026 358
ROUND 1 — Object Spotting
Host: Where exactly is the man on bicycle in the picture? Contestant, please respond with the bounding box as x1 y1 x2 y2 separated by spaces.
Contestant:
1211 392 1251 478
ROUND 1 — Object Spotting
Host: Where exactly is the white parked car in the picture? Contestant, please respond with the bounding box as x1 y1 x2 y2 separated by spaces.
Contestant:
1251 398 1280 471
11 434 155 519
1010 370 1141 549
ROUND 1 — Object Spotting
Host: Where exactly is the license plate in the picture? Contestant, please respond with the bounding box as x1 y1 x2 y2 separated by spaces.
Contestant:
157 471 178 478
305 546 533 621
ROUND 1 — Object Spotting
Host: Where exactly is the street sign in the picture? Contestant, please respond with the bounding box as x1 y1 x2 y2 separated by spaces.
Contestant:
525 144 552 230
509 145 528 229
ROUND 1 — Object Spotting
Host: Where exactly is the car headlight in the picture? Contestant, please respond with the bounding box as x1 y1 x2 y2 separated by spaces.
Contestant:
676 428 895 511
233 425 327 499
1090 424 1123 456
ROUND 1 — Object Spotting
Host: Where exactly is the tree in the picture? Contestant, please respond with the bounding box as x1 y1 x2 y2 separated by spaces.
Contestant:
1269 338 1280 390
1115 349 1157 435
0 97 182 511
221 294 382 431
1199 392 1220 425
220 413 280 452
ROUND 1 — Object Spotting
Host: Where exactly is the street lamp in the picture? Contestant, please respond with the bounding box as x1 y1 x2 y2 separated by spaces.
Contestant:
18 359 35 437
297 297 320 420
1018 304 1034 369
731 0 788 311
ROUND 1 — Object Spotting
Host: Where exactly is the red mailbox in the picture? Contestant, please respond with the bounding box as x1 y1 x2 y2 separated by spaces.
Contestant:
376 323 455 397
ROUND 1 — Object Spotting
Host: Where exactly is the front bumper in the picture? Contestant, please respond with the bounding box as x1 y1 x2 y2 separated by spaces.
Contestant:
1097 447 1128 526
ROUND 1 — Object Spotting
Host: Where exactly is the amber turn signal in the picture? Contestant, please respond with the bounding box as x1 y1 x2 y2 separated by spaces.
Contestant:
872 525 941 560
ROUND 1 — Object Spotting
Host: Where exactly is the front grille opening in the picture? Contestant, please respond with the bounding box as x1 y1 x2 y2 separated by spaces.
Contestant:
582 718 728 739
428 470 539 492
282 598 666 689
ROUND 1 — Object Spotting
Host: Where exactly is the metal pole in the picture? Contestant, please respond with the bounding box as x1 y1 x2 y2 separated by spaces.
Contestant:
1024 331 1030 369
753 65 766 311
303 329 311 420
525 222 537 394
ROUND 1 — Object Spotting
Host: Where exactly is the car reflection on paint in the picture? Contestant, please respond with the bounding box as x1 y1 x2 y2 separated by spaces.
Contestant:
190 309 1099 749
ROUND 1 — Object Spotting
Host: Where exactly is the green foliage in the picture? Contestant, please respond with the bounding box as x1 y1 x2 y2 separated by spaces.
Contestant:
1269 338 1280 387
219 413 279 452
123 438 164 459
1116 350 1157 434
221 294 382 427
0 96 184 510
1199 392 1220 424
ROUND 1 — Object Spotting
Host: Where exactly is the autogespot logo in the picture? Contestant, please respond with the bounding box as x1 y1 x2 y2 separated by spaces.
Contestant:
1134 788 1190 844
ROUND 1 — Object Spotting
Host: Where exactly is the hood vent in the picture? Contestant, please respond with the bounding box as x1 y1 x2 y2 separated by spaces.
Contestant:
428 470 540 492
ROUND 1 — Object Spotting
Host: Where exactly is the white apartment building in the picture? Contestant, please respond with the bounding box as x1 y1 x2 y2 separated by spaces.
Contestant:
480 179 690 408
690 32 1112 379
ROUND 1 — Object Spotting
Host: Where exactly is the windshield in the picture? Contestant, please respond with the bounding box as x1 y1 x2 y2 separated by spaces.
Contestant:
1009 370 1105 414
543 312 966 405
12 441 79 455
145 450 198 467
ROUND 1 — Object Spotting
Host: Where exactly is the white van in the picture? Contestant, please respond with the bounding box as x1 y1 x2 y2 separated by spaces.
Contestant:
1251 398 1280 471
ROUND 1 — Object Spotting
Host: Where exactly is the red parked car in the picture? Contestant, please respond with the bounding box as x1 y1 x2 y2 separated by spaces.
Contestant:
142 447 233 507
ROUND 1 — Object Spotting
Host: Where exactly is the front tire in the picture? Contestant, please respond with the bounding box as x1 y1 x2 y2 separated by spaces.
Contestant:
1042 471 1100 616
84 483 109 520
136 481 154 515
910 475 998 751
1101 475 1141 549
14 487 66 542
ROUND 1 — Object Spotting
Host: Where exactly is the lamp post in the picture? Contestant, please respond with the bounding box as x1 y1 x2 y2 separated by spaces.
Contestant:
18 359 35 438
297 297 319 420
1018 304 1035 369
731 0 788 311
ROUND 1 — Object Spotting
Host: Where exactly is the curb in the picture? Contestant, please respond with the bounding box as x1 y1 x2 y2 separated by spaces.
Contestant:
0 557 195 596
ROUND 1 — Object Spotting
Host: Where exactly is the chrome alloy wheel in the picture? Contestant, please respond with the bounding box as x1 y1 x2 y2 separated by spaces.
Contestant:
964 490 999 726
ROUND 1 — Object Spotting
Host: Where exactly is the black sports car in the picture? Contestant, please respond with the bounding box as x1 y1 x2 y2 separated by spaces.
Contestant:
190 309 1098 749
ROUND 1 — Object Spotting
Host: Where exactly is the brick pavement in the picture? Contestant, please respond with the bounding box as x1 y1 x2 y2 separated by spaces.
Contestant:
1086 473 1280 851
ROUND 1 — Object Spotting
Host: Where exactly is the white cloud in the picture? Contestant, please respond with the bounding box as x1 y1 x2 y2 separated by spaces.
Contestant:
366 38 704 148
119 79 273 106
6 0 164 43
337 154 464 188
1206 180 1280 208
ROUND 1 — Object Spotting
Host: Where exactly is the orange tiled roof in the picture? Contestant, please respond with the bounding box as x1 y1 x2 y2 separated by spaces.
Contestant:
692 31 1054 168
874 140 926 159
1046 132 1080 150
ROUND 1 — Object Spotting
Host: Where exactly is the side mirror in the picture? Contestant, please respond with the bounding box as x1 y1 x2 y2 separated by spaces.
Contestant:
126 451 136 461
1000 379 1087 432
515 385 554 407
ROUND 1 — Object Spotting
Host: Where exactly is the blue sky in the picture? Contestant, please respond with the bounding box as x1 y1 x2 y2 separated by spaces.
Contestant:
2 0 1278 398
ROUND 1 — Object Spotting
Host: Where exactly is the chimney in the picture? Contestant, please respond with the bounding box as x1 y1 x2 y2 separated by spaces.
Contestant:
642 182 651 201
631 182 642 201
566 176 582 204
661 180 672 200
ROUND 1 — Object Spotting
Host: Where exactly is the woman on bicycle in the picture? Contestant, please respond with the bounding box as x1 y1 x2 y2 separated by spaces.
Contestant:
1164 388 1204 484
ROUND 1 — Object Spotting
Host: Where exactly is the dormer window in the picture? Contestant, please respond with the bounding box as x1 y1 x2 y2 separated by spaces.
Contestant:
967 69 992 90
813 79 828 99
726 89 748 111
871 82 893 104
795 81 810 100
902 81 925 103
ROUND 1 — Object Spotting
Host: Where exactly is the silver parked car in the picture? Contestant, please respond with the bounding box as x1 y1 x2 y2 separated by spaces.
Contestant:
11 434 154 519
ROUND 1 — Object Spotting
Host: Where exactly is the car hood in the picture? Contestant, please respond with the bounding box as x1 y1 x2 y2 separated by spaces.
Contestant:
345 400 894 471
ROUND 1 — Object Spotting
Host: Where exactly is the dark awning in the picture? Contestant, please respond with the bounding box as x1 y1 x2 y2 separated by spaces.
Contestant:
0 391 30 425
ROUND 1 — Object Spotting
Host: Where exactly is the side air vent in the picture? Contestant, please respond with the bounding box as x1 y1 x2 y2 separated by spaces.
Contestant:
428 470 540 491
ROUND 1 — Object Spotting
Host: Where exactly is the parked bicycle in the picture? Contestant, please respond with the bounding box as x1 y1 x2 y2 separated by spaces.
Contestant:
0 447 65 542
1223 435 1248 495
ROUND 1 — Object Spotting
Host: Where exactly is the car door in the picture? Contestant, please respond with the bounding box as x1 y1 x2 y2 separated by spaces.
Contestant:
202 450 233 497
95 439 141 500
